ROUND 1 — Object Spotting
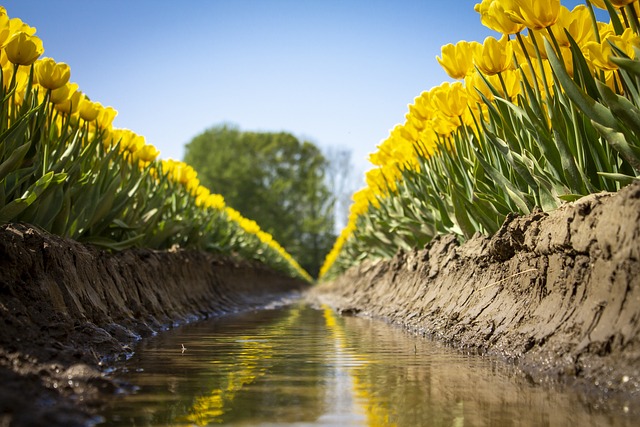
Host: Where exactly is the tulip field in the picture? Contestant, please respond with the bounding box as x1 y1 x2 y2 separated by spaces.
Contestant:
319 0 640 279
0 7 311 282
2 1 640 286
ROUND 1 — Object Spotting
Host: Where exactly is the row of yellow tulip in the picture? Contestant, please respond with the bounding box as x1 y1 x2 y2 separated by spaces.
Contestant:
0 6 311 282
320 0 640 279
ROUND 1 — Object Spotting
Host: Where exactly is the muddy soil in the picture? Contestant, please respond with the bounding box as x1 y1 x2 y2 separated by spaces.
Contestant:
0 223 307 427
311 181 640 406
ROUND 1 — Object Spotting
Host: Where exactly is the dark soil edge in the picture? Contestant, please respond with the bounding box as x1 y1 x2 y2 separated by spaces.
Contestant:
310 181 640 409
0 224 307 427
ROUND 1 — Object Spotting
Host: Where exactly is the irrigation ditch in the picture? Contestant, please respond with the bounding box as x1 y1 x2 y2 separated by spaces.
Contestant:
1 182 639 426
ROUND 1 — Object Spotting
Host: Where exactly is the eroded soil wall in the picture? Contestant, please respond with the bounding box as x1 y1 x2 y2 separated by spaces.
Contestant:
311 182 640 400
0 223 306 426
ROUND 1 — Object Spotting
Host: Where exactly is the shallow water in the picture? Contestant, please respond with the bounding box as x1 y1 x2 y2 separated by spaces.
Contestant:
99 303 634 427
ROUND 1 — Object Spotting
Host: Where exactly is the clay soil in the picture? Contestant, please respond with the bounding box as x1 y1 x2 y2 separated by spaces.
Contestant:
0 224 307 427
311 181 640 409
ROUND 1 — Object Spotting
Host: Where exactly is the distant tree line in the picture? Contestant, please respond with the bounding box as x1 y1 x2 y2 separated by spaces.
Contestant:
184 124 352 278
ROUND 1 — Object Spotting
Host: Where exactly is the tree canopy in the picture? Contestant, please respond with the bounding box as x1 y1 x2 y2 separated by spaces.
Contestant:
184 124 336 278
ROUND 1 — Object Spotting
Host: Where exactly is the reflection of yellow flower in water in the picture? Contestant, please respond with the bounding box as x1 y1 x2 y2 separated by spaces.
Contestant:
183 308 301 426
322 306 397 427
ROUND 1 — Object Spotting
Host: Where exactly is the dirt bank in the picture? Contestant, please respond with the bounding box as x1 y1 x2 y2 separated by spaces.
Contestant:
311 181 640 404
0 223 307 427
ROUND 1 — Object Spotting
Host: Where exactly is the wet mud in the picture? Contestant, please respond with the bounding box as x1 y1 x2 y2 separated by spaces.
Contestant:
311 181 640 406
0 223 306 426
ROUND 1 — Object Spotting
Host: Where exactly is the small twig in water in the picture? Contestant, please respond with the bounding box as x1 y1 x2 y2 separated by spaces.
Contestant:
476 268 538 292
181 344 186 353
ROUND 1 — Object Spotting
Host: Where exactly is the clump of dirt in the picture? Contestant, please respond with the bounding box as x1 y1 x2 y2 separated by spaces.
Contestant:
311 181 640 405
0 223 307 427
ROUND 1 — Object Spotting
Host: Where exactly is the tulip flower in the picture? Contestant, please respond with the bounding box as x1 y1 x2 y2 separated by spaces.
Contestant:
54 88 82 115
551 5 595 48
474 0 525 35
0 10 10 47
97 105 118 129
437 41 480 80
474 36 513 76
430 81 469 119
583 29 640 71
133 143 160 163
206 193 226 211
8 18 36 37
78 96 100 121
504 0 561 30
4 31 44 66
35 57 70 90
50 81 79 104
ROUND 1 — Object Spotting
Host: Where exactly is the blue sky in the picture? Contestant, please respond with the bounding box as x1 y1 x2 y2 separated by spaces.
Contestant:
5 0 588 180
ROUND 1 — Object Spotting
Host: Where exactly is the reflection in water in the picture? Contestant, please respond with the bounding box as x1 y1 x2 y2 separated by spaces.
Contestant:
100 304 635 426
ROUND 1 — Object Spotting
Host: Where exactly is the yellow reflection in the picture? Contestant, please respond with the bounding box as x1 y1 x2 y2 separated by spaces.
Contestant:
322 305 397 427
181 307 301 426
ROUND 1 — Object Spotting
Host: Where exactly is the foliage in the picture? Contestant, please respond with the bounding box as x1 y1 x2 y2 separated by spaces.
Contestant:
0 6 311 282
320 0 640 280
184 124 335 278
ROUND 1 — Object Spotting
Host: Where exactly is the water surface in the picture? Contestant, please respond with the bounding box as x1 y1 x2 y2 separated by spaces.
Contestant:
99 303 634 426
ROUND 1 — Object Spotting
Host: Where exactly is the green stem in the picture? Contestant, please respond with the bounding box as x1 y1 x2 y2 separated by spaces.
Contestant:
497 71 510 101
528 29 553 103
625 3 640 34
516 32 542 100
585 1 602 43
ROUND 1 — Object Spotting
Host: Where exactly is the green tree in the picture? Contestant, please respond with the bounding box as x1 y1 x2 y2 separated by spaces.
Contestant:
184 124 335 278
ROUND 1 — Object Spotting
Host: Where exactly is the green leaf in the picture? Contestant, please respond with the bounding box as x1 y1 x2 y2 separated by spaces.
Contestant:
558 194 584 202
81 234 145 251
610 56 640 77
0 171 65 223
591 121 640 172
545 38 618 130
450 184 476 239
596 79 640 137
0 141 31 182
597 172 640 185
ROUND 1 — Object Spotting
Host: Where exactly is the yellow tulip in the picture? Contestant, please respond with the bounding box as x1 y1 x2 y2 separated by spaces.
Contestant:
133 144 160 163
474 36 513 76
504 0 561 30
50 81 78 104
432 114 460 136
412 91 434 121
79 97 100 122
430 81 469 119
465 70 494 104
474 0 526 35
123 131 145 154
206 193 225 211
8 18 36 37
0 10 10 47
584 29 639 71
551 5 596 48
4 31 44 66
54 89 82 115
34 57 70 90
436 41 480 80
97 105 118 129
